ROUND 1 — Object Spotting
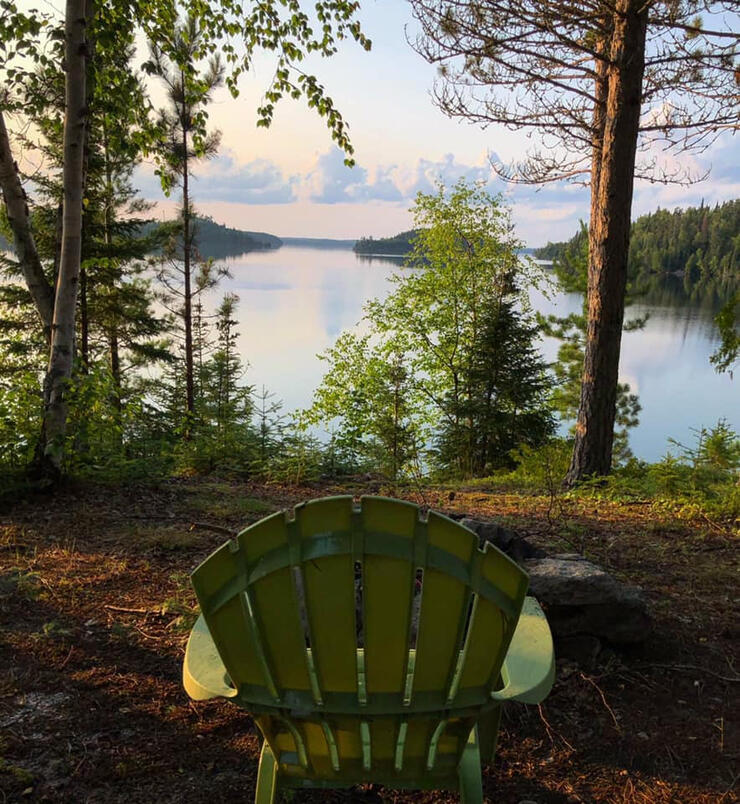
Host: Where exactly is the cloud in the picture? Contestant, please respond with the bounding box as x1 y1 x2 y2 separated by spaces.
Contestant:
396 152 496 197
304 148 506 204
134 152 297 205
133 139 737 246
192 154 297 204
303 148 403 203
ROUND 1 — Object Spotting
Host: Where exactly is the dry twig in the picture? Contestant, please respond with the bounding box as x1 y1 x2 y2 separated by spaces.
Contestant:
580 672 621 731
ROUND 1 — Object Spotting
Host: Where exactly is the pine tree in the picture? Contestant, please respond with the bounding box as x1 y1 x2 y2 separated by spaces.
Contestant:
146 17 225 429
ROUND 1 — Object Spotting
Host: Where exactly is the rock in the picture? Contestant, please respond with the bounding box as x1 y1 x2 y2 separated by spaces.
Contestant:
523 554 651 644
460 517 547 563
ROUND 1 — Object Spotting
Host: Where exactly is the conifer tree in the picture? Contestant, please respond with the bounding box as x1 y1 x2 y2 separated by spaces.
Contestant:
146 16 225 428
1 0 370 478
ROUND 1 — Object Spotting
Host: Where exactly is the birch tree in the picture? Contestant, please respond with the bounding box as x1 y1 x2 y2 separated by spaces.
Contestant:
411 0 739 483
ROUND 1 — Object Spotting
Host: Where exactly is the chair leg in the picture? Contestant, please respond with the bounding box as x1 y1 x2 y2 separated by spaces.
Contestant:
478 705 502 766
458 726 483 804
255 741 278 804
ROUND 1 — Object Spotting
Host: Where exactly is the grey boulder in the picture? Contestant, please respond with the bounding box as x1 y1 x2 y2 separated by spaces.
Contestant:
523 554 651 644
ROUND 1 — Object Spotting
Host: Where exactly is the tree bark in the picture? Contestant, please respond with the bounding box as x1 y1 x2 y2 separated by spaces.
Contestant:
182 120 195 431
38 0 89 476
80 266 89 368
0 111 54 341
565 0 647 485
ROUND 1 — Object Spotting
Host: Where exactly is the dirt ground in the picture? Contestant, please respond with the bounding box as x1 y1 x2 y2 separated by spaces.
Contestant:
1 478 737 803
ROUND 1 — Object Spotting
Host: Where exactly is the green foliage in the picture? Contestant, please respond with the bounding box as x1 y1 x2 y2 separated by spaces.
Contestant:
136 0 371 163
305 332 424 479
473 422 738 520
145 15 225 195
493 438 573 493
174 294 255 473
710 291 739 375
309 181 553 479
63 362 174 481
580 420 740 519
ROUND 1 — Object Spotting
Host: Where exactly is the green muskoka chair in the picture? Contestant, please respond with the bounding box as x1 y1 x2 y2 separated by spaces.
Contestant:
183 496 555 803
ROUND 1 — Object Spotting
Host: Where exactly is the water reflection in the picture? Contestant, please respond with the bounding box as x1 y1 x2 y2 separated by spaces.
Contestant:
212 246 737 461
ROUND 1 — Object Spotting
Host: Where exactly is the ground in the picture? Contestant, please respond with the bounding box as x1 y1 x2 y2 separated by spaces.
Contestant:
0 478 737 803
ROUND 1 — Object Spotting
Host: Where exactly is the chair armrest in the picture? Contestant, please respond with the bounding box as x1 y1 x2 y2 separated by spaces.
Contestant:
490 596 555 704
183 614 238 701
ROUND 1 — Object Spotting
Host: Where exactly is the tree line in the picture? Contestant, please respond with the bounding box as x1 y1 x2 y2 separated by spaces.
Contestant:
353 230 417 255
536 199 739 291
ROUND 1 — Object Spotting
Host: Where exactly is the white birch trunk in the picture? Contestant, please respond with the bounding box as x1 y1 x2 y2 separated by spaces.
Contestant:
41 0 88 473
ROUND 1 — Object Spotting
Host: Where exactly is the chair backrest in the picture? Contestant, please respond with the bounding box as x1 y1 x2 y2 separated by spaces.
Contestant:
191 496 528 783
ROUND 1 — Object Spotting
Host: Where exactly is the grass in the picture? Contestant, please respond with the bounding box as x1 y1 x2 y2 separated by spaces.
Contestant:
184 482 275 520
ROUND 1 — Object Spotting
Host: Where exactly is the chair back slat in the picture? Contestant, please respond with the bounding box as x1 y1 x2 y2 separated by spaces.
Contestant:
412 512 477 695
190 543 268 692
362 497 418 696
456 594 506 691
333 715 363 764
479 545 528 693
239 514 312 693
295 497 358 698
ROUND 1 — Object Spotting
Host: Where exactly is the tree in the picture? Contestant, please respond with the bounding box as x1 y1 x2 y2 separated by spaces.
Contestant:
16 21 168 407
0 0 371 479
710 291 739 377
411 0 739 483
371 182 552 477
306 332 423 479
435 293 554 475
310 181 553 479
146 16 224 426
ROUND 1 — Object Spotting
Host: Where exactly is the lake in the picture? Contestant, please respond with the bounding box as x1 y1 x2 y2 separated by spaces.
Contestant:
216 245 738 463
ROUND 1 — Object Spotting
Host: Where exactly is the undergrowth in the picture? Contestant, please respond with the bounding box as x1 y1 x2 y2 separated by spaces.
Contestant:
467 420 739 523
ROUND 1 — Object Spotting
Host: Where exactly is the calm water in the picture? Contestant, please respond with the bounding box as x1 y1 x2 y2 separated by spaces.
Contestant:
216 246 738 462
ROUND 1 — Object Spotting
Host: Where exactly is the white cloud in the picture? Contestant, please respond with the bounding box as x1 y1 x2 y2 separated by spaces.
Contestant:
133 151 298 205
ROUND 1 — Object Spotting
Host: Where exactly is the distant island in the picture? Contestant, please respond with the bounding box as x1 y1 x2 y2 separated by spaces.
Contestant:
353 230 418 255
143 216 282 259
0 217 286 258
354 230 540 258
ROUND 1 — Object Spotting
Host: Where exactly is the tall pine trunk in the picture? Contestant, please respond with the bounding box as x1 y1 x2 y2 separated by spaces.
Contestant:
38 0 89 477
565 0 647 484
182 125 195 432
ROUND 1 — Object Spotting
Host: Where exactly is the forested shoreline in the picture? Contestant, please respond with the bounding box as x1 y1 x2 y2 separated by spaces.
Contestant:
535 200 739 294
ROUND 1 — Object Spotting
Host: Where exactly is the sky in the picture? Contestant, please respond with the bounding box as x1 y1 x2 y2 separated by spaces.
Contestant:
130 0 739 245
14 0 740 244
